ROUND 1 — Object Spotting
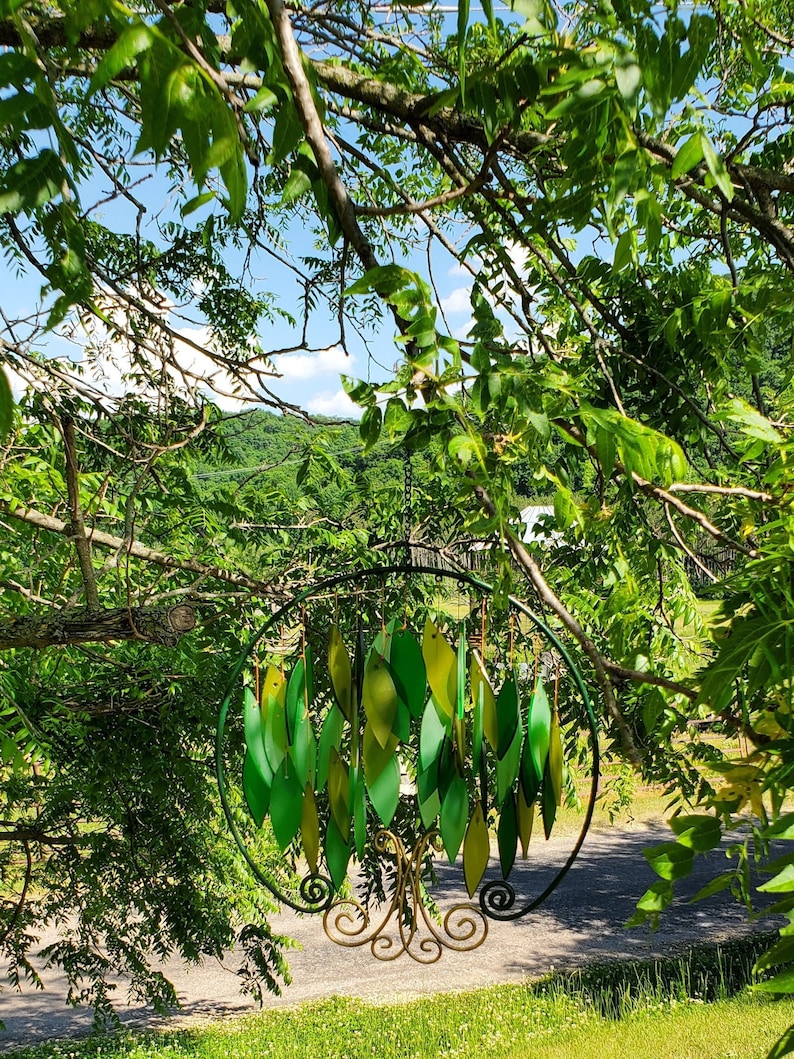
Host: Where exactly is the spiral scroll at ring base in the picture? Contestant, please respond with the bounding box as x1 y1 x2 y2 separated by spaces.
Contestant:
321 829 488 964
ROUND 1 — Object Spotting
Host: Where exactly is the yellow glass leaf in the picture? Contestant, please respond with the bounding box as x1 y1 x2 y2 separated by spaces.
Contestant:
548 711 563 807
471 652 497 749
422 618 456 719
261 664 286 709
301 783 320 873
329 625 353 720
517 786 535 858
362 721 399 784
362 659 398 749
463 802 490 898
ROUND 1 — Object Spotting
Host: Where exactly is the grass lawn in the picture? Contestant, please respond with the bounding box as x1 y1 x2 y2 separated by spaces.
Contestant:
6 937 792 1059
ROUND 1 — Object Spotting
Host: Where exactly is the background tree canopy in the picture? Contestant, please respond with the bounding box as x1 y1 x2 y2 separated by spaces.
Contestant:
3 0 794 1047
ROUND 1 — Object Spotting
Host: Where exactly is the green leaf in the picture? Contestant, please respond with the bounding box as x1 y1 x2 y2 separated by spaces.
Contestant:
669 814 722 852
496 678 519 757
264 695 287 773
472 680 484 775
498 792 518 878
243 685 270 783
362 657 398 749
517 786 535 858
700 132 733 201
422 619 457 720
440 774 468 863
0 368 12 442
754 968 794 994
419 697 448 774
463 802 490 897
0 150 65 214
755 937 794 974
242 751 270 826
317 705 344 791
324 818 352 892
472 655 497 749
270 757 303 851
363 721 399 784
527 679 551 781
643 841 695 881
328 747 350 841
547 711 563 807
353 769 367 860
329 626 353 720
284 657 306 745
671 132 705 179
496 727 522 805
765 1026 794 1059
301 784 320 873
541 763 556 839
88 22 154 96
367 753 400 827
760 864 794 893
360 404 382 452
626 879 674 926
389 630 426 718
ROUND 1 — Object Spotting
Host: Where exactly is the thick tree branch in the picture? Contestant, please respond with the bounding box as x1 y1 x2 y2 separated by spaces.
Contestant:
0 605 196 650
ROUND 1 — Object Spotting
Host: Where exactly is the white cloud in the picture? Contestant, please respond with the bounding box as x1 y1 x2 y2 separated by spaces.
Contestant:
306 388 360 419
440 286 473 315
273 345 352 381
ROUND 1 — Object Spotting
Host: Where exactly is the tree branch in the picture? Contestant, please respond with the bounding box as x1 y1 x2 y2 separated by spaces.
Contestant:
0 605 196 650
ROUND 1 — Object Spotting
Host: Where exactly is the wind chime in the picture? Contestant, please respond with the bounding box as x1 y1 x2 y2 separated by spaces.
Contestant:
216 563 599 964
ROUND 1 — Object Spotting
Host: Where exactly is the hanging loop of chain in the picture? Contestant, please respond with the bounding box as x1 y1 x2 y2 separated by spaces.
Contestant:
403 447 412 567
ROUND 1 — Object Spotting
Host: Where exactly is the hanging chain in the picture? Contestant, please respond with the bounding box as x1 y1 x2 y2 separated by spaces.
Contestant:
403 446 412 567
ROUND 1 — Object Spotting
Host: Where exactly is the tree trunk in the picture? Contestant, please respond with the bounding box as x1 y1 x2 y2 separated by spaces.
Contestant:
0 605 196 650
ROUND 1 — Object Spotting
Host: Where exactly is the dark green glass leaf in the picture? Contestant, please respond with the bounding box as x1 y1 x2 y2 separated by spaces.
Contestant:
417 761 438 805
463 802 490 897
301 783 320 873
317 705 344 791
422 618 456 719
548 710 563 807
472 680 484 774
440 774 468 863
329 626 353 720
391 698 411 743
325 818 352 892
270 757 303 851
419 788 441 830
419 698 447 772
363 721 399 785
367 754 401 827
264 694 287 773
471 655 497 748
328 747 351 841
528 679 551 780
389 631 427 717
362 657 398 749
542 764 557 839
285 658 306 745
498 791 518 879
496 678 519 757
243 686 270 782
520 733 541 806
290 704 316 790
456 625 466 721
496 726 522 805
353 769 367 860
243 751 270 827
436 736 457 802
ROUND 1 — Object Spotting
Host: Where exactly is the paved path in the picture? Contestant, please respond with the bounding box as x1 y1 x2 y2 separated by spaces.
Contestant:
0 824 773 1051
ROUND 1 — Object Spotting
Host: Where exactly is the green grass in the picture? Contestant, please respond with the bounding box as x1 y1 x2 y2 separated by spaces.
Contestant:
7 936 791 1059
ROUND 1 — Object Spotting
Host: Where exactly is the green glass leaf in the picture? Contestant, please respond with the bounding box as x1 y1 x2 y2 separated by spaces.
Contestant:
417 761 438 805
528 679 551 781
389 631 427 717
422 618 456 719
456 625 466 722
261 664 286 708
270 757 303 851
363 721 399 785
498 792 518 879
391 698 411 743
463 802 490 897
496 678 519 757
328 747 351 841
436 736 457 802
542 765 557 839
290 704 316 790
419 787 441 830
419 698 447 773
243 685 270 783
329 625 353 720
353 769 367 860
520 733 541 806
472 680 484 774
243 751 270 827
304 643 314 704
317 705 344 791
440 774 468 863
264 694 287 773
548 710 563 807
285 658 306 745
517 786 535 858
301 783 320 873
325 818 352 892
471 655 497 749
362 657 398 749
370 617 397 662
367 753 401 827
496 726 522 805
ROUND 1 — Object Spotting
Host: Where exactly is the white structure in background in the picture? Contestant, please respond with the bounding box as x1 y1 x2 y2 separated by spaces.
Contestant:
518 504 564 547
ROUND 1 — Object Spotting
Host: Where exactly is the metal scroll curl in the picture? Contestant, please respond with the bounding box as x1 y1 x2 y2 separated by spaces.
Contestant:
216 563 600 954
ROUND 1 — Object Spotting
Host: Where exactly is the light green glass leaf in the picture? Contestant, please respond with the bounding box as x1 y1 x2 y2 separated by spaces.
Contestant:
419 789 441 830
389 631 427 717
325 818 352 892
542 765 557 839
463 802 490 897
437 736 457 802
290 704 316 790
301 783 320 873
419 698 447 773
243 751 270 827
317 705 345 791
548 710 563 807
520 734 541 806
329 625 353 720
270 757 303 851
363 721 399 784
264 694 287 773
353 769 367 860
471 655 497 749
440 774 468 863
472 680 484 774
328 747 351 841
456 625 466 722
517 786 535 858
370 617 398 662
243 686 270 783
496 678 519 757
422 618 456 719
528 679 551 780
498 792 518 879
362 657 398 749
496 726 522 805
367 754 401 826
285 658 306 744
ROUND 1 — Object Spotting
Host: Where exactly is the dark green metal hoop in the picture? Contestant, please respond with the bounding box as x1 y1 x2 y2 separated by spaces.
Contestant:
216 563 600 919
